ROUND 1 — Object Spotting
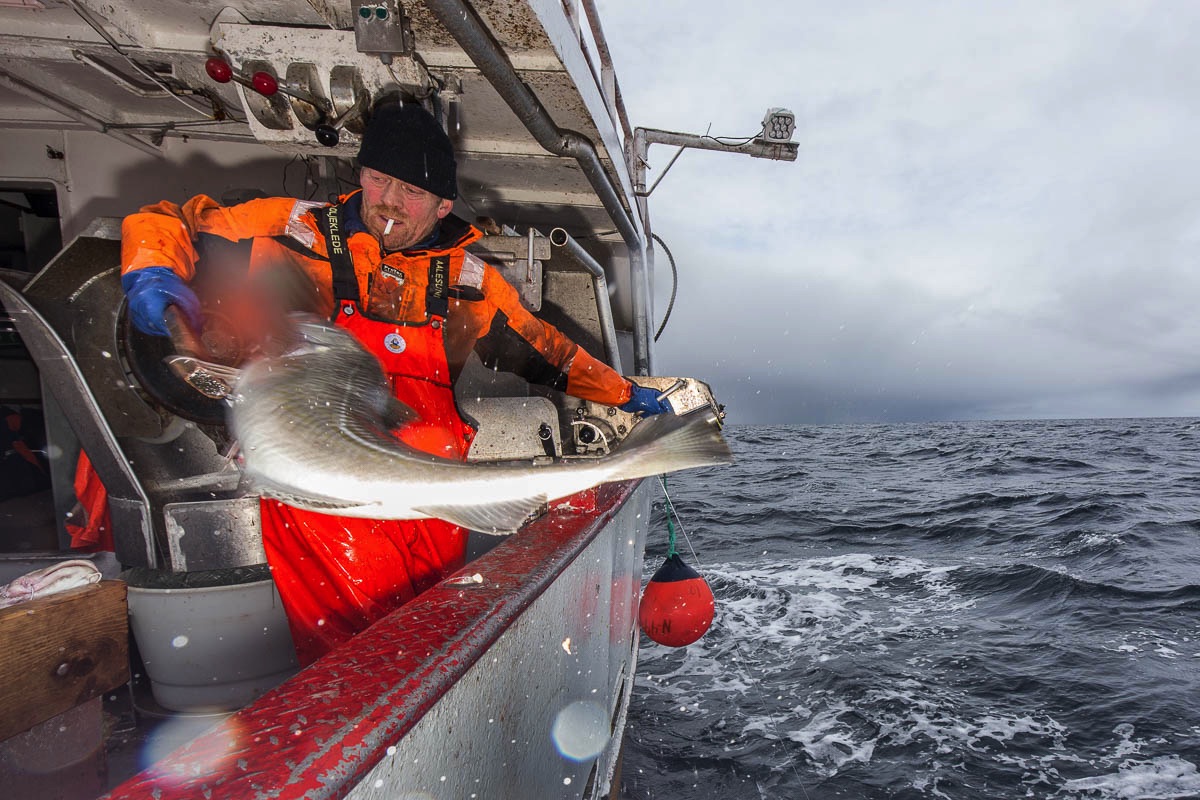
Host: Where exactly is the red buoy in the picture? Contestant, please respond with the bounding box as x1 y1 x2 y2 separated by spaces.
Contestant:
638 554 715 647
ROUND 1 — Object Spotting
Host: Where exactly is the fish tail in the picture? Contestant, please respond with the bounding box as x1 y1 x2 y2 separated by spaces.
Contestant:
608 412 734 480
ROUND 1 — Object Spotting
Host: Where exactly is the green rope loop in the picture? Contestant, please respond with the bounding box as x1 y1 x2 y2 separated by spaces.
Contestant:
661 474 679 557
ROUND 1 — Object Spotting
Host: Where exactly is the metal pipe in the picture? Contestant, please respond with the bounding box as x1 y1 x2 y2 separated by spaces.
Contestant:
632 126 798 194
73 50 167 98
0 68 163 158
423 0 653 374
550 227 622 374
579 0 632 142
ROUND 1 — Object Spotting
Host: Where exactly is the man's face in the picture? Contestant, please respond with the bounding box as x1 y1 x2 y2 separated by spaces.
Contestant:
359 167 454 250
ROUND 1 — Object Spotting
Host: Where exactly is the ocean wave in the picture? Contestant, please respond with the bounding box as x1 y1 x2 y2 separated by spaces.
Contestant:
951 563 1200 608
1061 756 1200 799
628 418 1200 799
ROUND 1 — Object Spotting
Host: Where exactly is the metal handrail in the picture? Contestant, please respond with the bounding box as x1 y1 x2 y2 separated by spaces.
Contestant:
578 0 633 144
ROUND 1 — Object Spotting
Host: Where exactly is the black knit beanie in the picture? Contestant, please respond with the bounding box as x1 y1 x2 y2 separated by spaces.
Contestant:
357 103 458 200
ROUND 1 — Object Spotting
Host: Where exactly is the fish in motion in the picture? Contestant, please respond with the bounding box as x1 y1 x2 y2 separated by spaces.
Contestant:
229 320 733 534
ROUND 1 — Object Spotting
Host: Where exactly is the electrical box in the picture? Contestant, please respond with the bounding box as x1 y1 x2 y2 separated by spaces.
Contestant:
353 0 413 57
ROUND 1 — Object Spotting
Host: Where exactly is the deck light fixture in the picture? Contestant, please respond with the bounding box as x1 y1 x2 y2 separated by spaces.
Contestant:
761 107 796 143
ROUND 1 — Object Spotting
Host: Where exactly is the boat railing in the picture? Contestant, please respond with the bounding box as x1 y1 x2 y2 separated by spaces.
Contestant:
568 0 634 155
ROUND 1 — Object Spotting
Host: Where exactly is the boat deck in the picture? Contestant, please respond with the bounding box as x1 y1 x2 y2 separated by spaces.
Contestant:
0 480 645 800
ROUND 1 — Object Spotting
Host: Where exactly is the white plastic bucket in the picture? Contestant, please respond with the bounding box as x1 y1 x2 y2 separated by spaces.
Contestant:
126 578 299 713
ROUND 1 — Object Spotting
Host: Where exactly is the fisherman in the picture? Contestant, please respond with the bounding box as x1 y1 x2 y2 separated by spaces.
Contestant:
120 99 670 664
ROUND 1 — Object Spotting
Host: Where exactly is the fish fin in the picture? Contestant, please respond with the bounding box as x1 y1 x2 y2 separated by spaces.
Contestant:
610 411 734 480
381 396 418 431
415 495 548 536
261 486 374 512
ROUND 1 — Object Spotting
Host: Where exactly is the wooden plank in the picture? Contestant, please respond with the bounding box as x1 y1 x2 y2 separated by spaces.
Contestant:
0 579 129 742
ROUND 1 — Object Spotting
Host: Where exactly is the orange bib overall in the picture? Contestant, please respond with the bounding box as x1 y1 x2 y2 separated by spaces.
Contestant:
261 206 473 665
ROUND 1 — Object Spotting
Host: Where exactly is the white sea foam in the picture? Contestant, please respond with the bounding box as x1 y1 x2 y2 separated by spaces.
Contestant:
781 702 876 775
1061 756 1200 799
629 419 1200 798
1101 628 1194 662
732 554 958 653
635 549 1113 793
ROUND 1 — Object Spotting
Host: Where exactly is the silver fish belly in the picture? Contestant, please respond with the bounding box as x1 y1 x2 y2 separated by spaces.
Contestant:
229 320 733 534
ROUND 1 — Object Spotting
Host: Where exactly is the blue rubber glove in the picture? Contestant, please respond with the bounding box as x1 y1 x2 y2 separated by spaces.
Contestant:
620 382 671 416
121 267 202 337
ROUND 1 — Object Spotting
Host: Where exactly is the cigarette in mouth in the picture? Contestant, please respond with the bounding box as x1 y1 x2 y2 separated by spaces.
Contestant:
383 218 395 235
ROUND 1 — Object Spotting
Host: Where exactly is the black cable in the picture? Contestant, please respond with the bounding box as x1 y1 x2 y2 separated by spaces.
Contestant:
702 124 766 147
104 118 247 130
280 155 324 200
305 157 320 200
282 155 302 197
336 160 360 192
67 0 215 121
191 88 249 126
651 232 678 342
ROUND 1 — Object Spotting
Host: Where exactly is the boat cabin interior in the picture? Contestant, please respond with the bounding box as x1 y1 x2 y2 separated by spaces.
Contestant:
0 1 676 796
0 1 760 796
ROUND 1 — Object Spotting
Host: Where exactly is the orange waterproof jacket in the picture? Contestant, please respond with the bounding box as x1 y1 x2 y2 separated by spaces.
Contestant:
120 191 633 405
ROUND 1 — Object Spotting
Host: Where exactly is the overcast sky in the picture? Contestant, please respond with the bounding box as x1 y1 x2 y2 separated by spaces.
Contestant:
594 0 1200 425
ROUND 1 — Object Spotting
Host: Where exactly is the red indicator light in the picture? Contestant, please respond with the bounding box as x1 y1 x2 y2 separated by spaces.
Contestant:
251 72 278 96
204 57 233 83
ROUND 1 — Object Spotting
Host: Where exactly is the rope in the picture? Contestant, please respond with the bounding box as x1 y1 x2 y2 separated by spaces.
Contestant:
653 473 813 798
661 475 679 557
658 475 699 561
651 233 678 342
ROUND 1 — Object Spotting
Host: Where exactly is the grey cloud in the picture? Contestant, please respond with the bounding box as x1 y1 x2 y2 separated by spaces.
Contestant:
601 0 1200 423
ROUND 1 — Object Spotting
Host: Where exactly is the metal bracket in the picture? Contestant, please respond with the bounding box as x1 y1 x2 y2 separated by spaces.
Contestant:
469 230 551 312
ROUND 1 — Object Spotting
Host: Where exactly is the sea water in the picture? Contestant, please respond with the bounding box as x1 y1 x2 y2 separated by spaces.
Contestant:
622 418 1200 799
